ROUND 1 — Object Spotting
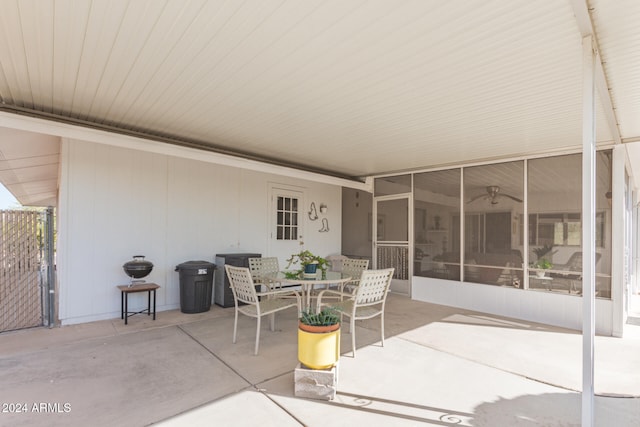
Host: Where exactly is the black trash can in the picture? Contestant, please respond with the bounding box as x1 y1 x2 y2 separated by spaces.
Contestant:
175 261 216 313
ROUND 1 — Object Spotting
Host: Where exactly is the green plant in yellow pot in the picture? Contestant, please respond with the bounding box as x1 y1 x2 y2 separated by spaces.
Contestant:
298 307 340 370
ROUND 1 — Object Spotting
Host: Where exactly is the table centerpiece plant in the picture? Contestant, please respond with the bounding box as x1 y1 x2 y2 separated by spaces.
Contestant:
285 250 330 279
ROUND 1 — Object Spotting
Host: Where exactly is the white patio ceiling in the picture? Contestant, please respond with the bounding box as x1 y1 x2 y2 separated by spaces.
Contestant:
0 0 639 205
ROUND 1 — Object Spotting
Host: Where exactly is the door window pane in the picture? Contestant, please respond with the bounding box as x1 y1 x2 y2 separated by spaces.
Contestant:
276 196 299 241
377 199 408 241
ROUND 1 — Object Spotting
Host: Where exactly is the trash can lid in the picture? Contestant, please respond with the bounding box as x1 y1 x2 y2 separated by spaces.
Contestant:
175 260 216 271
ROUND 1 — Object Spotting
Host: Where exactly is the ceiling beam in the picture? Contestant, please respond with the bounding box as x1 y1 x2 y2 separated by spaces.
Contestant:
570 0 622 145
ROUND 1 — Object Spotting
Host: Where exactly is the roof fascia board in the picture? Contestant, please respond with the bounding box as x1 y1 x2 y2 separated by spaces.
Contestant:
570 0 622 145
0 111 372 192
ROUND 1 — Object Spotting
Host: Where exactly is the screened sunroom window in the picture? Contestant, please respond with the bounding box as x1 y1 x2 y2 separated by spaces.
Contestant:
413 169 461 280
410 150 612 299
527 151 611 297
462 161 524 287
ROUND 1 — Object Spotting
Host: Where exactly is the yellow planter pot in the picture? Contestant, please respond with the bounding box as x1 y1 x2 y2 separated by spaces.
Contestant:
298 323 340 370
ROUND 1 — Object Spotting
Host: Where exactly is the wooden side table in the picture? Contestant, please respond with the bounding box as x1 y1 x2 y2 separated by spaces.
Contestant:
117 283 160 325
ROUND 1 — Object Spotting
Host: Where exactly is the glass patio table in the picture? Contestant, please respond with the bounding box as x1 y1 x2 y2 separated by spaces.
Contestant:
281 271 352 311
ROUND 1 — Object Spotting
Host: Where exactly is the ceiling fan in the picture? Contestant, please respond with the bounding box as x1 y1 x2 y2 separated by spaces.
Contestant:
467 186 523 205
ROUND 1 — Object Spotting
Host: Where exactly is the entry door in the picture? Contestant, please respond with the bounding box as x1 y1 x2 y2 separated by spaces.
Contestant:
374 196 411 295
269 186 304 263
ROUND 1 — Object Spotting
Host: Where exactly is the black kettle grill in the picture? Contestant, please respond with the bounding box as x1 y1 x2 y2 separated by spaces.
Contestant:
123 255 153 284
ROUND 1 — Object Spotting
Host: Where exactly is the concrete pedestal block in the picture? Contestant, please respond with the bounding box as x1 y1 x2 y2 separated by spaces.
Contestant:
294 362 338 400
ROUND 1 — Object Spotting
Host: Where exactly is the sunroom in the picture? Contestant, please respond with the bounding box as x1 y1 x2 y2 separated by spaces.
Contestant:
350 148 622 336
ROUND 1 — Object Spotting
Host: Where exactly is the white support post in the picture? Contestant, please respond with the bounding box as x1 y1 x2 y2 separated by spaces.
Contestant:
523 160 529 290
611 146 625 337
581 34 596 427
460 169 465 281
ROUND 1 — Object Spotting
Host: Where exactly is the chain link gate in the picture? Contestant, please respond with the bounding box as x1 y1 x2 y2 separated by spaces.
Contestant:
0 208 54 332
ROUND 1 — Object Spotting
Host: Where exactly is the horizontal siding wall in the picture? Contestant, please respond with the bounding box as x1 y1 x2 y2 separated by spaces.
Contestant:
57 138 341 325
412 276 613 335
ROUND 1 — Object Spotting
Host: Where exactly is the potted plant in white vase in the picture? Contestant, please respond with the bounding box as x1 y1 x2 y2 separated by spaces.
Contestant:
531 244 555 278
532 258 553 277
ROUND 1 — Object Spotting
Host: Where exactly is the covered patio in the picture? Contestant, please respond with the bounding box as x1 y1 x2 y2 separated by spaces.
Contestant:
0 0 638 326
0 1 639 425
0 1 637 323
1 294 639 426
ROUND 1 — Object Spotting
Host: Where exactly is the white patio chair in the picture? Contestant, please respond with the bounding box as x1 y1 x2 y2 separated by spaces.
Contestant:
224 265 300 355
248 256 281 290
316 268 394 357
315 257 370 303
340 257 370 291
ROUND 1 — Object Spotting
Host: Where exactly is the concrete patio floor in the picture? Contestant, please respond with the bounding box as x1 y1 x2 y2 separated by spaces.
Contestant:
1 293 639 426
